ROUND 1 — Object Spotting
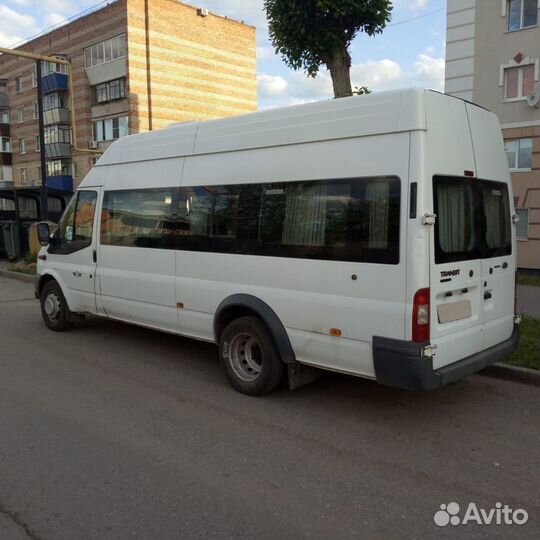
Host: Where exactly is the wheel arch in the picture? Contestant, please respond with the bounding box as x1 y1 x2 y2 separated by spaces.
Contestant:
37 270 74 311
214 294 296 364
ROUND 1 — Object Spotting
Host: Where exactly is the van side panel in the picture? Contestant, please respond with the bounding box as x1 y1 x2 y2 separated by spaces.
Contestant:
175 135 410 377
95 160 182 333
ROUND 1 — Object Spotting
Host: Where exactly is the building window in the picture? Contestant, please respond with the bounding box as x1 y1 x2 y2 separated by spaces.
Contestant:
20 168 27 184
1 137 11 152
505 138 533 170
43 92 68 111
37 167 42 183
35 135 41 152
84 34 126 68
93 116 128 142
516 208 529 240
0 108 8 124
508 0 538 31
41 57 68 76
17 106 24 123
18 138 26 154
505 64 536 99
47 159 73 177
33 102 39 119
92 78 126 105
15 77 22 93
32 66 37 88
44 125 71 144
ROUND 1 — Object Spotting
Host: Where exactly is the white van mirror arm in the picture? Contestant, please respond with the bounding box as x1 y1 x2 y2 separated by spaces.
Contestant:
422 213 437 225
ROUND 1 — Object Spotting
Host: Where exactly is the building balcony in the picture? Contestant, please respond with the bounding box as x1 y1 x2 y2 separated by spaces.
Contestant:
0 124 9 137
0 93 8 108
42 73 69 94
46 175 73 192
0 152 12 166
44 143 71 159
0 165 13 184
44 108 71 126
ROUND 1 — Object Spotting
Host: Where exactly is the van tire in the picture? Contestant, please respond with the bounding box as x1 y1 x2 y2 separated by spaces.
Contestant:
219 316 284 395
40 280 74 332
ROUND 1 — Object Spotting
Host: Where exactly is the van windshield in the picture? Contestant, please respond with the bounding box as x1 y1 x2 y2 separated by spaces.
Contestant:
433 176 511 264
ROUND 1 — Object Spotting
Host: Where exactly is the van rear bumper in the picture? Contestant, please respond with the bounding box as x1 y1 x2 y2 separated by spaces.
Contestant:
372 322 520 390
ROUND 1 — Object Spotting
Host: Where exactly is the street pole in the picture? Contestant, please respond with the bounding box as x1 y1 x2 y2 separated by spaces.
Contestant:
36 60 48 221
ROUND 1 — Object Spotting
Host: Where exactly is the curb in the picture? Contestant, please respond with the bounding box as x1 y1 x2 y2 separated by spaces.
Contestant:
480 363 540 386
0 269 35 283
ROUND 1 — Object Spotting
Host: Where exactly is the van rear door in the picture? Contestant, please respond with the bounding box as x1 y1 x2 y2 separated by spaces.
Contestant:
466 104 515 350
430 176 484 369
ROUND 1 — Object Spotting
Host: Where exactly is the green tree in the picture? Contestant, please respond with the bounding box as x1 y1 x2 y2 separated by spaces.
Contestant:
264 0 392 98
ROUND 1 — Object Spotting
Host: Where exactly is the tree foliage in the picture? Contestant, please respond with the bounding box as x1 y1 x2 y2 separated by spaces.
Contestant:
264 0 392 98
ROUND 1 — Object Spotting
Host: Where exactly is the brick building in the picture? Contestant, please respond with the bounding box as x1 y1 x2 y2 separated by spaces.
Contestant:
0 0 256 192
444 0 540 270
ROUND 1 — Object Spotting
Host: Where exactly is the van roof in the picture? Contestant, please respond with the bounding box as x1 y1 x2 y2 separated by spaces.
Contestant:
95 89 468 166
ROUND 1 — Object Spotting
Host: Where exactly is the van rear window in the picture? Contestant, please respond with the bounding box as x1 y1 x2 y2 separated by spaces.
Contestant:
433 176 511 264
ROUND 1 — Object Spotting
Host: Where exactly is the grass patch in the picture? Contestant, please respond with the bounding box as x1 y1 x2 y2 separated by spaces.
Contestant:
518 274 540 287
8 266 36 276
505 316 540 370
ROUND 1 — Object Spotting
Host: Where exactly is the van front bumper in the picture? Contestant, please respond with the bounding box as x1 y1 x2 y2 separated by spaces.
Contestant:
372 322 520 391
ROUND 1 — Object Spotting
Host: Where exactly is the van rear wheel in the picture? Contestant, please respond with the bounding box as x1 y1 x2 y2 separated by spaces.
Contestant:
219 316 283 396
40 281 73 332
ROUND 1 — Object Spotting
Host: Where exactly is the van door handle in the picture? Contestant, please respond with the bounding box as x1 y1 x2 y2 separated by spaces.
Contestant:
484 291 492 300
72 271 82 277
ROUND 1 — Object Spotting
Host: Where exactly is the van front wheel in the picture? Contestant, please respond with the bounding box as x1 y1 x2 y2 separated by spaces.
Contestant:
40 281 73 332
219 316 283 396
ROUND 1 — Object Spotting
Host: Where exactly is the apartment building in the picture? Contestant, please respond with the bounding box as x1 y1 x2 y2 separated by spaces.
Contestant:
445 0 540 269
0 0 256 193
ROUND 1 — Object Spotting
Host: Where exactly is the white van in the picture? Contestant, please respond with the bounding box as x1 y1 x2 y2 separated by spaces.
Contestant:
35 88 520 395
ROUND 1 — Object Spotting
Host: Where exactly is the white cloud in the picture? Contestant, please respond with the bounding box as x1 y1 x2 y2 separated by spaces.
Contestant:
258 74 288 98
258 47 445 108
256 46 276 61
0 5 38 46
45 12 68 27
393 0 429 10
413 52 445 90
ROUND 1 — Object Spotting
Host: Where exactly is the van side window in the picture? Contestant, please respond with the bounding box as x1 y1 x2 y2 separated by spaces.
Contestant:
177 177 400 264
101 189 176 249
52 191 97 254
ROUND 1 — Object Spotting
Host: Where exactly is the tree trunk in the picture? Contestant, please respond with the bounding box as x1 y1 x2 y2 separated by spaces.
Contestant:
326 46 352 98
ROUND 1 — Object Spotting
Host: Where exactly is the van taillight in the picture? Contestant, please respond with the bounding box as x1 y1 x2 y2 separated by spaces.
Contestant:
412 288 430 343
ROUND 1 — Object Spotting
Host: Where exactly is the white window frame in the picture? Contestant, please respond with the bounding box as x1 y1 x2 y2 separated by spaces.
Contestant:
505 138 533 171
84 34 126 68
31 66 37 88
1 137 11 153
20 168 27 184
18 138 26 154
506 0 539 31
500 57 539 101
516 208 529 240
15 77 23 93
0 108 8 124
17 106 24 123
35 135 41 152
33 102 39 120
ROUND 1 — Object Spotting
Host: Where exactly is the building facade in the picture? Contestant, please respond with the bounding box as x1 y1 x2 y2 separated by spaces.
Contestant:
445 0 540 269
0 0 256 193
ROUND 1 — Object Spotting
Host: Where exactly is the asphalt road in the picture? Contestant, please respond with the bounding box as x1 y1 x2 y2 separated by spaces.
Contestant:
0 276 538 540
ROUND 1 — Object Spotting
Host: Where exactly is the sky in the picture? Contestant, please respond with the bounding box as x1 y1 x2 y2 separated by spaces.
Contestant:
0 0 447 109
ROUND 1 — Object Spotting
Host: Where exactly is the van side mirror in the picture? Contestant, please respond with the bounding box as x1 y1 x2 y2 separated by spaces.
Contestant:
37 222 51 246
